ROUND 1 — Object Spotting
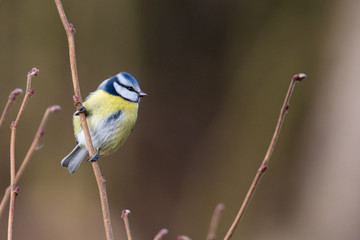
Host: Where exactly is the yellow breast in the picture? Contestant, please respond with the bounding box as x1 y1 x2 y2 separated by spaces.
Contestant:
73 90 139 154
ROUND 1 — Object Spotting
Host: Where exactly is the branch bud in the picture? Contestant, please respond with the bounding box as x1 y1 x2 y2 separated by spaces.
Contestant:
28 68 39 77
13 186 20 196
9 88 23 101
69 23 76 33
293 73 307 82
259 164 268 173
121 209 131 218
38 130 45 137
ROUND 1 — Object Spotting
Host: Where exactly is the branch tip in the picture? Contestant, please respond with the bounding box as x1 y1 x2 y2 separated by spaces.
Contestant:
158 228 168 235
9 88 23 100
207 203 225 240
216 202 225 211
293 73 307 82
121 209 131 217
224 73 305 240
48 105 62 113
28 68 39 77
154 228 169 240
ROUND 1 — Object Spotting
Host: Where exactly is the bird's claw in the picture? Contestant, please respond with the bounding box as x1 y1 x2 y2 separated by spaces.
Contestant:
75 106 87 116
88 148 100 162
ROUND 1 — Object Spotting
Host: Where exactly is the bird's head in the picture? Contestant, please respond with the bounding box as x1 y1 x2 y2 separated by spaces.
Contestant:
98 72 147 103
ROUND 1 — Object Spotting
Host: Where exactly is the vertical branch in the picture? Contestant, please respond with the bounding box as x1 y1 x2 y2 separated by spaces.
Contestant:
207 203 225 240
7 122 17 240
0 88 23 129
54 0 81 100
54 1 114 239
223 73 306 240
121 209 133 240
7 68 38 240
7 186 19 240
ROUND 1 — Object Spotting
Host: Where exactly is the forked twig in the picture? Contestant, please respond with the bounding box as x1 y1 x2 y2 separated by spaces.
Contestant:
223 73 306 240
54 1 114 239
121 209 133 240
0 88 23 129
207 203 225 240
0 105 61 218
154 228 169 240
8 68 38 240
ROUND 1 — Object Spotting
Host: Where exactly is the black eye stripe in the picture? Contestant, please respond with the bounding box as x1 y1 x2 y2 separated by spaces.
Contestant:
118 82 136 92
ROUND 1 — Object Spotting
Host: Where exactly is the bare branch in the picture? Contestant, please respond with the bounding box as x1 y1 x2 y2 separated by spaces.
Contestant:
121 209 132 240
207 203 225 240
0 88 23 129
7 186 19 240
223 73 306 240
0 105 61 218
15 105 61 185
54 1 114 239
8 68 38 240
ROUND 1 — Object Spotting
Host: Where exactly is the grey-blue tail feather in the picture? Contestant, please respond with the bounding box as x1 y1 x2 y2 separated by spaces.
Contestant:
61 145 88 174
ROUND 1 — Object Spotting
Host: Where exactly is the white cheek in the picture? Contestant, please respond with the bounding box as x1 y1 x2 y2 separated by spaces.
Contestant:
113 82 138 102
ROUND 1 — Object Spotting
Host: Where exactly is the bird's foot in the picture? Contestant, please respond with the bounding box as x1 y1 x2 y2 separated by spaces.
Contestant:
75 106 87 116
88 148 100 162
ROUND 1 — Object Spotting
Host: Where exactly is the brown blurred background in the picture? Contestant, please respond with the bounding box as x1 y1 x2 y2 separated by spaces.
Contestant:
1 0 360 239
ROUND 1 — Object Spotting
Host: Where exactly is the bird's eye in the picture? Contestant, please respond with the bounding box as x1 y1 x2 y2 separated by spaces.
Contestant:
126 86 135 91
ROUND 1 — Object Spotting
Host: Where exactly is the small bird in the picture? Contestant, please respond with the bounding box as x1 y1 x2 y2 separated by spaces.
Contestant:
61 72 146 173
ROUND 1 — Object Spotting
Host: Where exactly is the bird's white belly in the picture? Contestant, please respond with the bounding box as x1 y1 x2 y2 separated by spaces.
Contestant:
76 111 125 150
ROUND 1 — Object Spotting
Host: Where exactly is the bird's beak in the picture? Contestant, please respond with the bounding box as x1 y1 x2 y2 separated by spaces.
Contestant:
139 91 147 97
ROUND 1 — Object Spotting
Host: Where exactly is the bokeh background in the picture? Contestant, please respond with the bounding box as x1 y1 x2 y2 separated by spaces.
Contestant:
1 0 360 239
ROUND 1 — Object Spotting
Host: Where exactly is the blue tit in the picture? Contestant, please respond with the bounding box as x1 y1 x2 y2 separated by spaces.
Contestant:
61 72 146 173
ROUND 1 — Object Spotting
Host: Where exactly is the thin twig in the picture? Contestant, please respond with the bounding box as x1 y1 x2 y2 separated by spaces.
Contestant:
121 209 132 240
8 68 38 240
154 228 169 240
223 73 306 240
54 1 114 239
207 203 225 240
0 105 61 218
0 88 23 129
